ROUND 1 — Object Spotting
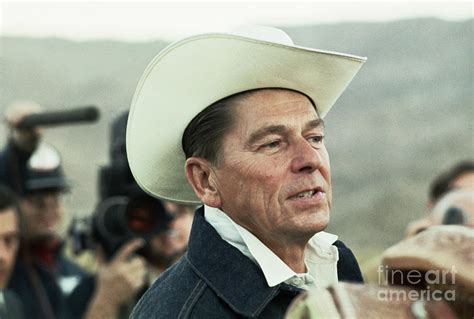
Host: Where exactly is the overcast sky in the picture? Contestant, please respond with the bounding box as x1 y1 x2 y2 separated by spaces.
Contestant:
1 1 472 42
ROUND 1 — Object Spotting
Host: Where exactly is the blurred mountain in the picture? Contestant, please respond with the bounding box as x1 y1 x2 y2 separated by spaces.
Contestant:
1 18 472 252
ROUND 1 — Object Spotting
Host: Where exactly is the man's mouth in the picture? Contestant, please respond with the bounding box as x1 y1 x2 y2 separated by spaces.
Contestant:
290 187 325 200
296 190 316 198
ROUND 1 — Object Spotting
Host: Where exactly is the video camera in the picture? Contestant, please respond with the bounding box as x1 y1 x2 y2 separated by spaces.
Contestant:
70 111 173 261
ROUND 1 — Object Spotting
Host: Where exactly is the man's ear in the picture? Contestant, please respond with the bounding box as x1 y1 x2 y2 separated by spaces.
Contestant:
185 157 222 207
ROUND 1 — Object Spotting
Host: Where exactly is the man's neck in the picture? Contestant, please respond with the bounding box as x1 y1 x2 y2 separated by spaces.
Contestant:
258 235 308 273
22 236 62 269
210 206 311 273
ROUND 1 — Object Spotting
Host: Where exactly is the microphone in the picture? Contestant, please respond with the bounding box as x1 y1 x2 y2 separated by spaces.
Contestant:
16 106 100 128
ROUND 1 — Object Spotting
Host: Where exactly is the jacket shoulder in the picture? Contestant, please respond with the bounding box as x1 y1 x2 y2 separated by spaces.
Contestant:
130 255 205 318
334 240 364 283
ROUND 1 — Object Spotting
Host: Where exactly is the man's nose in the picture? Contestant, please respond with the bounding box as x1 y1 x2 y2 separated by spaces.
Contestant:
290 138 322 174
35 194 61 214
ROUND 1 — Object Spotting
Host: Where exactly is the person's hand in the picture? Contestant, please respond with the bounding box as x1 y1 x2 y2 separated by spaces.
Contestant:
5 101 43 152
95 239 147 305
85 239 147 319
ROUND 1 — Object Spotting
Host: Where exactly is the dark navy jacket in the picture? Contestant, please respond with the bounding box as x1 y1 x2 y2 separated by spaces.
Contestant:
8 244 86 319
131 207 362 319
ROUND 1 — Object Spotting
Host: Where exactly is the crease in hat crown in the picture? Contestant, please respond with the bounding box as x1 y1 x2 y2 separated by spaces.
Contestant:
127 25 367 204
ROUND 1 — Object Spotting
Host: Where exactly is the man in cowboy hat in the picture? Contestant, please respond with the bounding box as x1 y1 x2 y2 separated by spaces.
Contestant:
128 26 366 318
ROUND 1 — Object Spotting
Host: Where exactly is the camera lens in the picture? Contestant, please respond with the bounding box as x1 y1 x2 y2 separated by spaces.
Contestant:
127 205 156 233
126 195 171 235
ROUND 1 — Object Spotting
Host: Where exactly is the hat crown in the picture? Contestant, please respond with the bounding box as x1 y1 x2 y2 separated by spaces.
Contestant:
28 143 61 171
231 25 294 45
25 143 69 193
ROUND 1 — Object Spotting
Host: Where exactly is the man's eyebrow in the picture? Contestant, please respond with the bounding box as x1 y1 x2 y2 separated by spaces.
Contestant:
247 125 287 145
305 119 325 130
247 119 324 145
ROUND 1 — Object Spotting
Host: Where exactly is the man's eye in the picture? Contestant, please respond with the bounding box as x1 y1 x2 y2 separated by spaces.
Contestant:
262 140 281 149
308 135 324 146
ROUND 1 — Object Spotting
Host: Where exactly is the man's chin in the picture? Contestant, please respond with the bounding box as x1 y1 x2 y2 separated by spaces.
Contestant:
298 213 330 235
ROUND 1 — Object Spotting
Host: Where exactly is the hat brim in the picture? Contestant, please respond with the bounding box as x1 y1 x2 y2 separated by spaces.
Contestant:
127 33 366 204
25 177 70 193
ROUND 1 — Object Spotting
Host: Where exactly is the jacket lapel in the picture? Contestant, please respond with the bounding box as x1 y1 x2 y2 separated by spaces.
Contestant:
187 207 281 317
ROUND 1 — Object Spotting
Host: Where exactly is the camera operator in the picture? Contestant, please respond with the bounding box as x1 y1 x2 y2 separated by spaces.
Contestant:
70 111 195 319
0 101 88 319
74 199 195 319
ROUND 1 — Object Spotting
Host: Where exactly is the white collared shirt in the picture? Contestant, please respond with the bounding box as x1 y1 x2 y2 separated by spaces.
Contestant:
204 205 339 290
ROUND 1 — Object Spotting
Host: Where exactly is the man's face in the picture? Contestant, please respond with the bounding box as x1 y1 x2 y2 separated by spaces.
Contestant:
20 190 64 240
148 202 194 268
211 89 331 245
0 208 20 288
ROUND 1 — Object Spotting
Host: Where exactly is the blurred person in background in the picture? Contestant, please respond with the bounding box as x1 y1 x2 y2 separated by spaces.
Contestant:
363 162 474 284
405 160 474 237
69 111 195 319
75 200 194 319
1 101 87 319
146 201 194 274
0 184 24 319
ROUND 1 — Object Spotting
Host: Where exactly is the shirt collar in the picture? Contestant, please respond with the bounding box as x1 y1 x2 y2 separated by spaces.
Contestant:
204 205 339 288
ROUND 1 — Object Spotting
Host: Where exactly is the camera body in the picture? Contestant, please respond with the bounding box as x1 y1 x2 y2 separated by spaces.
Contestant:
91 191 172 260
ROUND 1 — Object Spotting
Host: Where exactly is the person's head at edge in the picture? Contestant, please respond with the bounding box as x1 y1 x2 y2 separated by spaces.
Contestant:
406 161 474 237
0 185 21 289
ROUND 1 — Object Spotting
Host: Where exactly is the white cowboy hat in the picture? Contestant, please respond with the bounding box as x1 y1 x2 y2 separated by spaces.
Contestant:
127 26 367 204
